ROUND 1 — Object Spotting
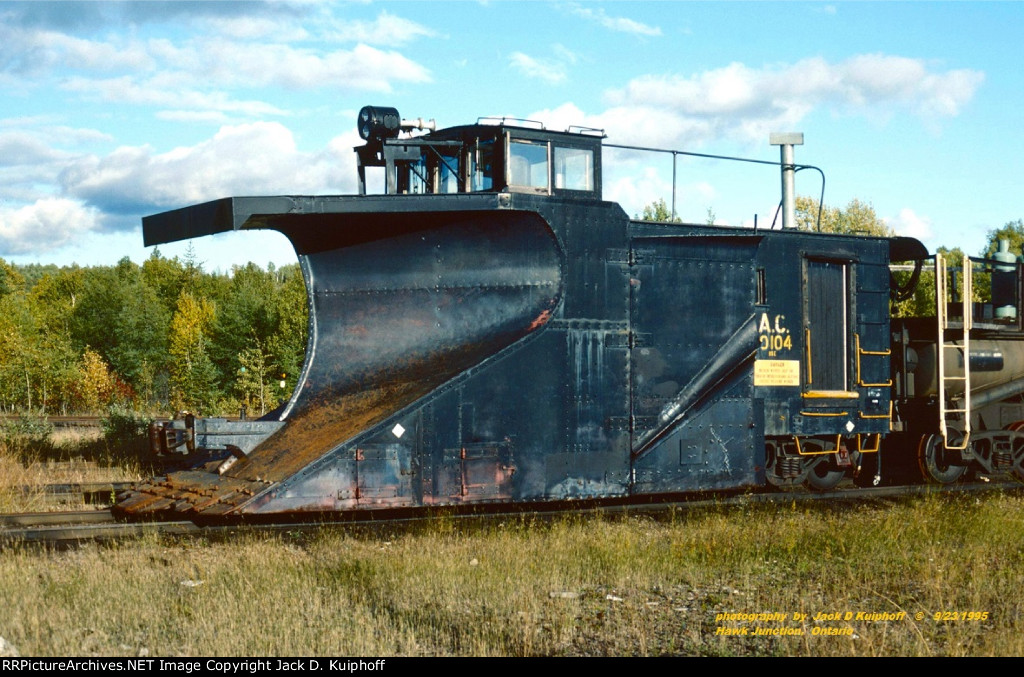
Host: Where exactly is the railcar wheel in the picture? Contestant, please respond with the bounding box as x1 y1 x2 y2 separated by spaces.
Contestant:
804 456 845 491
917 433 967 484
798 439 845 491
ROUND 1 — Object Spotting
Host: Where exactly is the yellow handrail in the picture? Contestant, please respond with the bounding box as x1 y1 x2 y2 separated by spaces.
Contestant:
855 333 892 387
855 433 881 453
794 435 843 456
805 327 812 385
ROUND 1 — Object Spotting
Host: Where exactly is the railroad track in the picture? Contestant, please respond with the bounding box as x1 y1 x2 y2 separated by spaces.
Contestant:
0 510 198 546
2 479 1020 549
10 481 134 504
0 415 103 428
0 415 248 427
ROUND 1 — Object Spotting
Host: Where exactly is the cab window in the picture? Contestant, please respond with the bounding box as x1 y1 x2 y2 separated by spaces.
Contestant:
471 139 495 191
554 146 594 191
436 149 460 193
407 156 428 194
509 140 549 190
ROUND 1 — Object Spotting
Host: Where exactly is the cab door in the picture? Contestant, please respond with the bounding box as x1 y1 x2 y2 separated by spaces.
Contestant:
804 258 851 394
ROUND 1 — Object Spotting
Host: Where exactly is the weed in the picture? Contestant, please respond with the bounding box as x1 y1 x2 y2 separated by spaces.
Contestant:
1 492 1023 656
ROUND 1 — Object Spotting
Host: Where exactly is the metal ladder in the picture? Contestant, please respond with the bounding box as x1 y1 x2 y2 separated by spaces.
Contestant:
935 252 972 450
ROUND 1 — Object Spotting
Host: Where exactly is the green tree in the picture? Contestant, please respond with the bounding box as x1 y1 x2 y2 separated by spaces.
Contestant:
75 347 118 413
69 266 125 360
66 259 167 409
795 196 893 236
0 291 77 412
236 340 271 416
981 219 1024 259
109 263 170 409
975 219 1024 308
24 268 83 412
0 255 312 416
168 291 219 413
211 263 278 380
0 293 39 411
30 267 83 337
36 329 79 414
265 264 308 399
636 198 680 223
0 259 25 298
141 248 186 316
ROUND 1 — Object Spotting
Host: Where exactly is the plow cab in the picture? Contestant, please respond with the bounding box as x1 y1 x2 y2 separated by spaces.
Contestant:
353 105 602 197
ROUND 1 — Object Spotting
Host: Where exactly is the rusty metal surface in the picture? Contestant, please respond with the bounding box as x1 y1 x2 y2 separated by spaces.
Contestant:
116 470 268 515
232 379 427 485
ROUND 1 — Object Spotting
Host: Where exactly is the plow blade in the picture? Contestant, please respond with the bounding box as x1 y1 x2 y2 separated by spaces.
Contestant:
118 200 563 516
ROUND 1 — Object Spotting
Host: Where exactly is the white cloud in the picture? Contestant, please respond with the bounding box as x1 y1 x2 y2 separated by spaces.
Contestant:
0 131 67 166
0 24 152 76
145 40 431 92
602 106 718 148
885 208 934 241
693 181 717 203
510 52 567 85
322 11 437 45
60 122 361 215
604 166 675 218
566 3 662 37
203 16 310 42
216 42 431 91
156 110 231 124
60 39 431 99
39 29 155 71
528 101 717 148
553 44 578 65
0 128 111 203
602 54 984 146
526 102 590 130
45 125 115 146
3 17 432 120
0 197 101 255
61 76 289 118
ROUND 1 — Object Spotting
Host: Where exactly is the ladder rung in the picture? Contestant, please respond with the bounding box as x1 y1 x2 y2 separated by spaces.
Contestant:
935 252 973 451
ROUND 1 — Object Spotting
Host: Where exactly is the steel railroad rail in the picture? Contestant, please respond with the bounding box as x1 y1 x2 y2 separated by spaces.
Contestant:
10 481 134 505
3 480 1020 549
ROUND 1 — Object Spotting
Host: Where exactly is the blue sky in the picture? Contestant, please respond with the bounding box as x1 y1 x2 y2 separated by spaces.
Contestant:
1 1 1020 271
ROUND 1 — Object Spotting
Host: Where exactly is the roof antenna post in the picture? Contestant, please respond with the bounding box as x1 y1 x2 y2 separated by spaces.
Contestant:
770 133 804 230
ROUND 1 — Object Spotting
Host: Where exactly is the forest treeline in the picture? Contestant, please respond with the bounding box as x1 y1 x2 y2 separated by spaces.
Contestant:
0 248 307 417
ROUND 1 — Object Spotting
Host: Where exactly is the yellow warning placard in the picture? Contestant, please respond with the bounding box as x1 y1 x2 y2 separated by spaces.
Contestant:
754 360 800 387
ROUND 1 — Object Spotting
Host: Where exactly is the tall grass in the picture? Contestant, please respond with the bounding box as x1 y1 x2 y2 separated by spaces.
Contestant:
1 491 1022 656
0 410 148 512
